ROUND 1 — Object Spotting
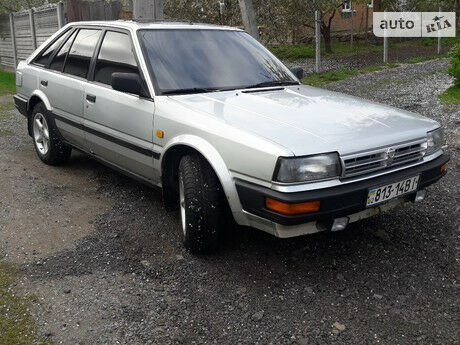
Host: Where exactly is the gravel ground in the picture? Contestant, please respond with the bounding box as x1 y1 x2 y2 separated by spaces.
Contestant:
0 58 459 345
283 44 451 75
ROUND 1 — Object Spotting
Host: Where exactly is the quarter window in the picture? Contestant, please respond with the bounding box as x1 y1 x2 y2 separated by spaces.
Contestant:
94 31 139 86
63 29 101 78
34 29 70 66
49 30 77 72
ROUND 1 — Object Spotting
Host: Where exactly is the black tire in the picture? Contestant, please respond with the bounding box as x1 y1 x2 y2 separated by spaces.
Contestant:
178 153 226 254
31 102 71 165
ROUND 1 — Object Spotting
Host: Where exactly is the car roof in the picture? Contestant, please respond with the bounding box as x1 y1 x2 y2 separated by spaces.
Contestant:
68 20 243 32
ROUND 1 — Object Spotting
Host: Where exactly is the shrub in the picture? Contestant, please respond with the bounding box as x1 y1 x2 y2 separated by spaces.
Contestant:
421 37 435 46
448 43 460 87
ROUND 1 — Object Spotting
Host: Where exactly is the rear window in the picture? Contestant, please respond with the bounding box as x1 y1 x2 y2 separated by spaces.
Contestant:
49 30 77 72
34 29 71 66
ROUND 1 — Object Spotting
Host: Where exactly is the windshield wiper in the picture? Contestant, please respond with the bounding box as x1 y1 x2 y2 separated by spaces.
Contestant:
162 87 221 95
242 80 299 90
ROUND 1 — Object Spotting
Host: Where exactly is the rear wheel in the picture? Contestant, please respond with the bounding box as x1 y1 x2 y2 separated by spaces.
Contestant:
178 153 226 254
31 103 71 165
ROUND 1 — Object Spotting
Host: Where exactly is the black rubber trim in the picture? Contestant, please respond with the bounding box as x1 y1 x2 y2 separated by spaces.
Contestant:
52 113 160 159
236 154 450 226
13 95 28 117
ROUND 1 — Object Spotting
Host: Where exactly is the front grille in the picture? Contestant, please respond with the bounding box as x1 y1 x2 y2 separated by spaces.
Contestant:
342 140 427 178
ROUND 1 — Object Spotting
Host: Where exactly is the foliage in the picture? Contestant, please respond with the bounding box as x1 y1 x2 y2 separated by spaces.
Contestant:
379 0 458 11
448 43 460 87
0 70 15 95
0 0 58 14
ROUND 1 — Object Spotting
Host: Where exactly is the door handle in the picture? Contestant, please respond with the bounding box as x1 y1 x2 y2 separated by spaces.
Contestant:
40 80 48 87
86 94 96 103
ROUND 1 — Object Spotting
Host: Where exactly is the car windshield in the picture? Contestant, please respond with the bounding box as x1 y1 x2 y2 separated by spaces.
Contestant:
138 29 298 95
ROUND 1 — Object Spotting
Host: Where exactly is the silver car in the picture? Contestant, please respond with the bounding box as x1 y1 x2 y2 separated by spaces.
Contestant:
13 21 449 253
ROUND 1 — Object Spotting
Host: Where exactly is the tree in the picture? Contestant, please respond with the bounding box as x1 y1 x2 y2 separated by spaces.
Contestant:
0 0 58 14
281 0 354 54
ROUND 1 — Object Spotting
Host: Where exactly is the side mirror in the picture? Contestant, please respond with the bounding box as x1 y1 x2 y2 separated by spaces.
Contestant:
290 67 304 80
111 72 141 95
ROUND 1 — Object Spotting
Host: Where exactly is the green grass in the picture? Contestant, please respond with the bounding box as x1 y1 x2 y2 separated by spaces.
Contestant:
270 41 385 60
0 262 51 345
270 44 316 59
0 70 15 96
271 38 459 61
301 63 398 87
439 86 460 105
404 54 447 64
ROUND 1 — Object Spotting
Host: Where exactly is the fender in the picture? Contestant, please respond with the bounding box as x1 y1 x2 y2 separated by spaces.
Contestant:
161 135 249 226
28 90 53 113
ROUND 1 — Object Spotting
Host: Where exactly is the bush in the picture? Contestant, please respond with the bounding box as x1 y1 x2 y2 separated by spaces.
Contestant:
421 37 435 46
448 44 460 87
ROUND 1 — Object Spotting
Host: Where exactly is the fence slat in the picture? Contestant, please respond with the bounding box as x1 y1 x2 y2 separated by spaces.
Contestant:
9 13 17 67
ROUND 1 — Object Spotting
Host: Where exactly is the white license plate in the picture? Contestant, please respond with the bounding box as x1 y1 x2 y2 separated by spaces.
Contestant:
366 175 420 207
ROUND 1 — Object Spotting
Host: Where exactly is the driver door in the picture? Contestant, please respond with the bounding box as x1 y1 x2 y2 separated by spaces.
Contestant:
83 29 157 182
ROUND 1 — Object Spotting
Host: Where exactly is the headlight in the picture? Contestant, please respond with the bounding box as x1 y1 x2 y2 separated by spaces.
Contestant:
426 128 444 155
274 153 342 183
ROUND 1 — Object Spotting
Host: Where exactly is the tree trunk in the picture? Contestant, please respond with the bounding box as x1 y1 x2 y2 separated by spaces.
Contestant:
322 26 332 54
321 9 336 54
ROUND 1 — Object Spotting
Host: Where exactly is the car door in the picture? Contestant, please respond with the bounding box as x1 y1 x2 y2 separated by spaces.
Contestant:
84 29 157 181
41 28 102 150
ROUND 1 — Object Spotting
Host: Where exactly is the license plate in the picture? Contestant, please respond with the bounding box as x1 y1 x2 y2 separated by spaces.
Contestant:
366 175 419 207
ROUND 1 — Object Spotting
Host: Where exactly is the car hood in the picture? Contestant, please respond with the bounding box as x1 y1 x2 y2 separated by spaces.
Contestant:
169 85 438 156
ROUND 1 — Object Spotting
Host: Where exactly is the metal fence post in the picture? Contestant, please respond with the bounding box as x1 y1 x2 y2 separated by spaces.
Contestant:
57 1 65 28
28 8 37 50
438 6 442 54
383 11 388 63
315 10 321 73
9 13 18 67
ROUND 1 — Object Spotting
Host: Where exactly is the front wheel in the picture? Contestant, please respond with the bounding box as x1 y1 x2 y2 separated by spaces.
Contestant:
178 153 226 254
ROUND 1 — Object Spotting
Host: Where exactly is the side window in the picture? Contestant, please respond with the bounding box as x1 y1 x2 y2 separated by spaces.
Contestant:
49 30 77 72
34 29 70 66
94 31 139 86
63 29 101 79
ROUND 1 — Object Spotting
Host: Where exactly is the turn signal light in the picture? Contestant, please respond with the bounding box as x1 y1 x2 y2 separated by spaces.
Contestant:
265 197 320 216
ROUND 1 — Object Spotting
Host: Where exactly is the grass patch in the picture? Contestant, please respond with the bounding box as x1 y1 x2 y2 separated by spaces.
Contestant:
301 63 398 87
0 70 15 96
271 38 458 61
404 54 448 64
270 44 316 59
0 262 51 345
439 86 460 105
270 42 386 60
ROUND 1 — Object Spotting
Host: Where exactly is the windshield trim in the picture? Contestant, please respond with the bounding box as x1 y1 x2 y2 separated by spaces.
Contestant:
136 28 298 96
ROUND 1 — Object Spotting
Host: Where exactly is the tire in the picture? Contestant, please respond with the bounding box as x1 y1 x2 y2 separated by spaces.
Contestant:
178 153 226 254
31 102 71 165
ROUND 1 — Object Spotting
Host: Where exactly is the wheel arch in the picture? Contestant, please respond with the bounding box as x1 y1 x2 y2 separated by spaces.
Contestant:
26 91 52 136
160 135 248 226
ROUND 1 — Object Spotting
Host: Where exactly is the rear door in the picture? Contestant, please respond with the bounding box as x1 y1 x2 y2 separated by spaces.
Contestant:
84 29 157 181
41 28 102 150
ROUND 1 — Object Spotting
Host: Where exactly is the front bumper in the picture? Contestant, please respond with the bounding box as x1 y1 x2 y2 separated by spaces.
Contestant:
13 94 28 117
236 154 449 233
